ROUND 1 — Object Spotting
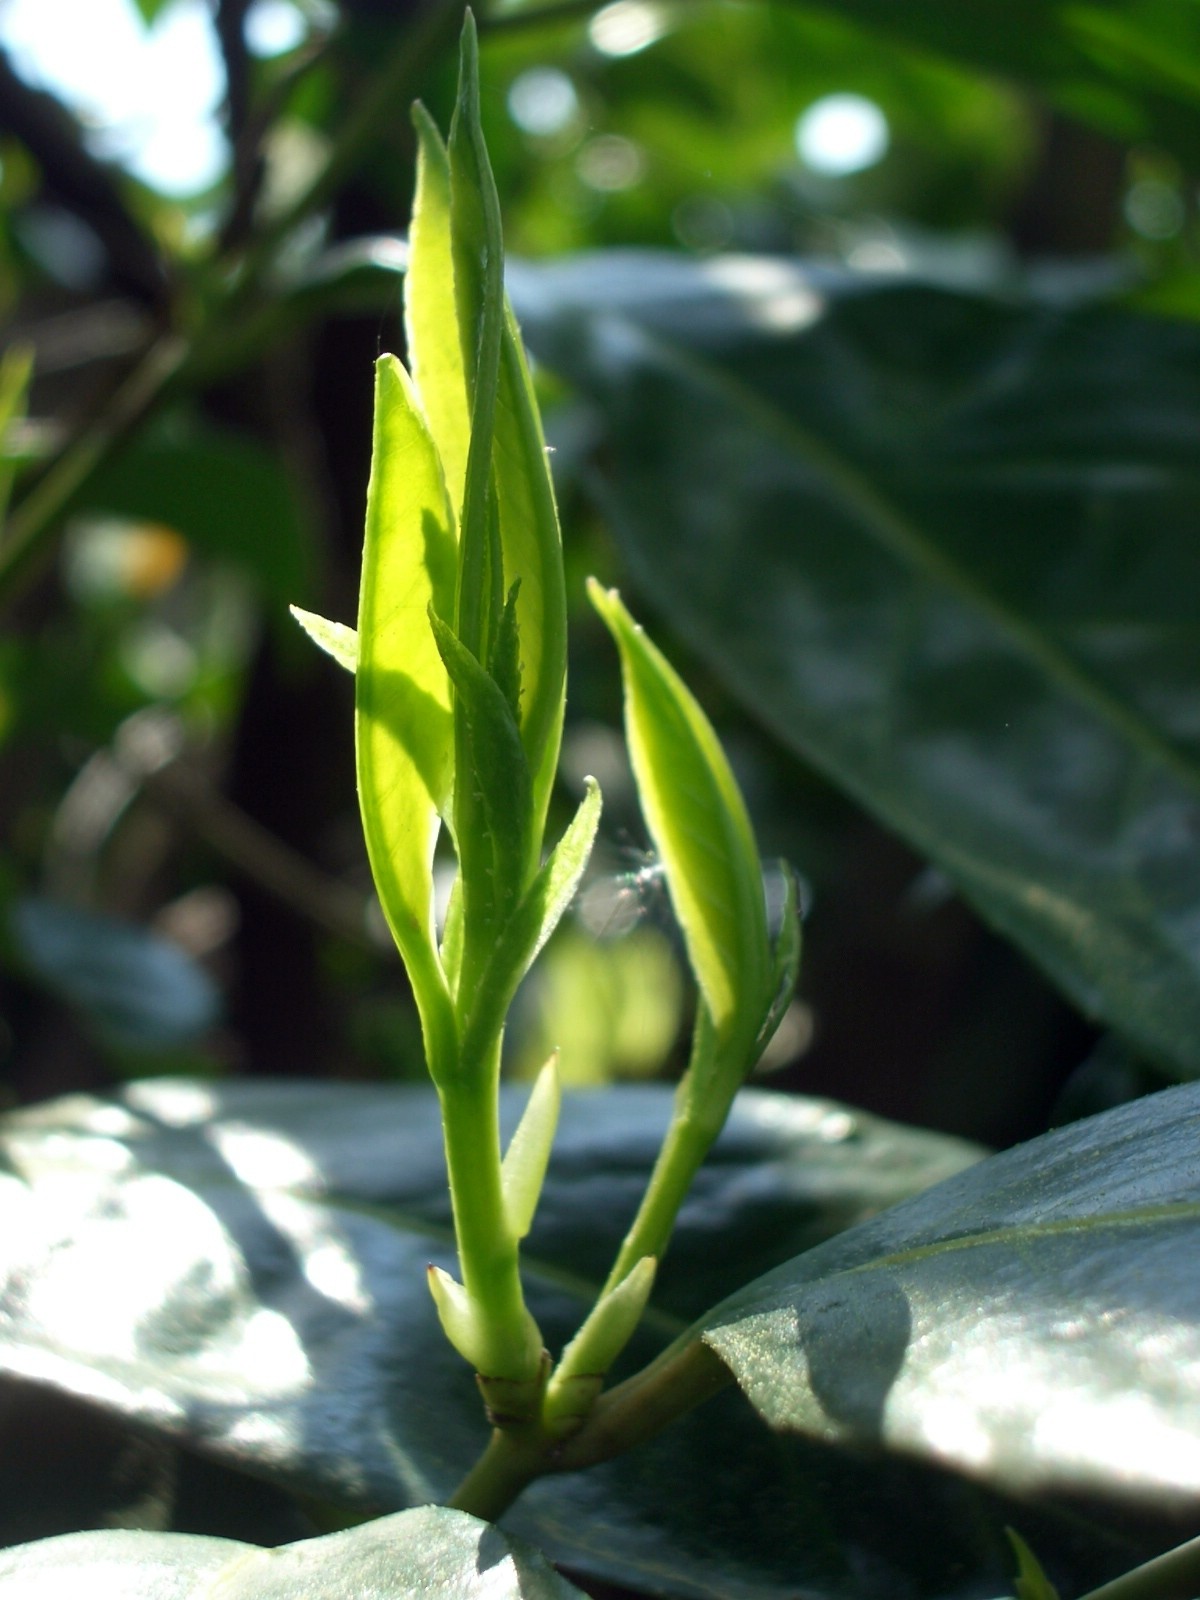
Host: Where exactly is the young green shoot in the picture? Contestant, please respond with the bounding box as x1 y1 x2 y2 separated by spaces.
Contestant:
292 8 801 1519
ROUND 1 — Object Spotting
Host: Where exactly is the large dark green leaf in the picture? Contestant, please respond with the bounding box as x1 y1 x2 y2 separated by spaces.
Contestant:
686 1078 1200 1513
4 1076 1118 1600
0 1507 583 1598
4 1081 1196 1593
513 251 1200 1077
0 1079 1187 1596
2 1080 1190 1595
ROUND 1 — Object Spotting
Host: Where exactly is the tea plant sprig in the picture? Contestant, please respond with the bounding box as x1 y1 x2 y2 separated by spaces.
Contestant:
293 10 799 1519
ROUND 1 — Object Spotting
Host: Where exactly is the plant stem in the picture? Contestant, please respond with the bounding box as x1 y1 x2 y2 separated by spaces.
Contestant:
599 1083 720 1297
555 1337 732 1473
448 1426 545 1524
1079 1534 1200 1600
438 1051 539 1379
449 1326 732 1521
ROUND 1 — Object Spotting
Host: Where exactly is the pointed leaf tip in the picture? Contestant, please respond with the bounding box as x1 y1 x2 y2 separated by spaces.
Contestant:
502 1053 561 1240
545 1255 658 1431
290 605 359 673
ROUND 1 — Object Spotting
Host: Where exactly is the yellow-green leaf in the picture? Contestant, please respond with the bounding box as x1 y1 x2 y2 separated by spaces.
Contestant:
588 581 769 1043
493 299 567 843
409 37 566 844
356 355 456 1057
406 104 470 522
289 605 358 673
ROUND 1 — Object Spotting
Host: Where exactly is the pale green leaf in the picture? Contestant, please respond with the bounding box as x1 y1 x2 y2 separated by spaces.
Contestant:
501 1055 561 1240
411 45 566 842
355 354 456 1054
494 299 568 843
1009 1529 1061 1600
588 581 770 1043
447 11 504 665
288 605 358 672
407 104 470 520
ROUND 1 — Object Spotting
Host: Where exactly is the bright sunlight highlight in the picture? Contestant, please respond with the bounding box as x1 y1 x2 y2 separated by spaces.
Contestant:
795 93 890 177
0 0 225 195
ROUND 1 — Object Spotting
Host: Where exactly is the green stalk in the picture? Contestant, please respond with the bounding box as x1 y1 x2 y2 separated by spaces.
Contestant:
601 1103 713 1299
555 1338 732 1473
598 1014 727 1297
448 1426 546 1524
437 1041 542 1383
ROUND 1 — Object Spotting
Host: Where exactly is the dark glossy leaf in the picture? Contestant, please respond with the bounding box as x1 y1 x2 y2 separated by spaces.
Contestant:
514 250 1200 1077
9 897 220 1049
0 1506 583 1599
0 1078 1016 1598
691 1078 1200 1512
0 1528 239 1600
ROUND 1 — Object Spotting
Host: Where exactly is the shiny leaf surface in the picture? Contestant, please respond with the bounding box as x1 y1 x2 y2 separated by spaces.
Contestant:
0 1507 582 1599
0 1079 993 1597
694 1079 1200 1509
514 250 1200 1077
9 896 220 1049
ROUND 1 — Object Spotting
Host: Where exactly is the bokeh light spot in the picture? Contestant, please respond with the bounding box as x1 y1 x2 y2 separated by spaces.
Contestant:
796 94 889 176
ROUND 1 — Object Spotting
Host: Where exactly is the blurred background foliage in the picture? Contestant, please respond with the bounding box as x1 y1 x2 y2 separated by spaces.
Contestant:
0 0 1197 1143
